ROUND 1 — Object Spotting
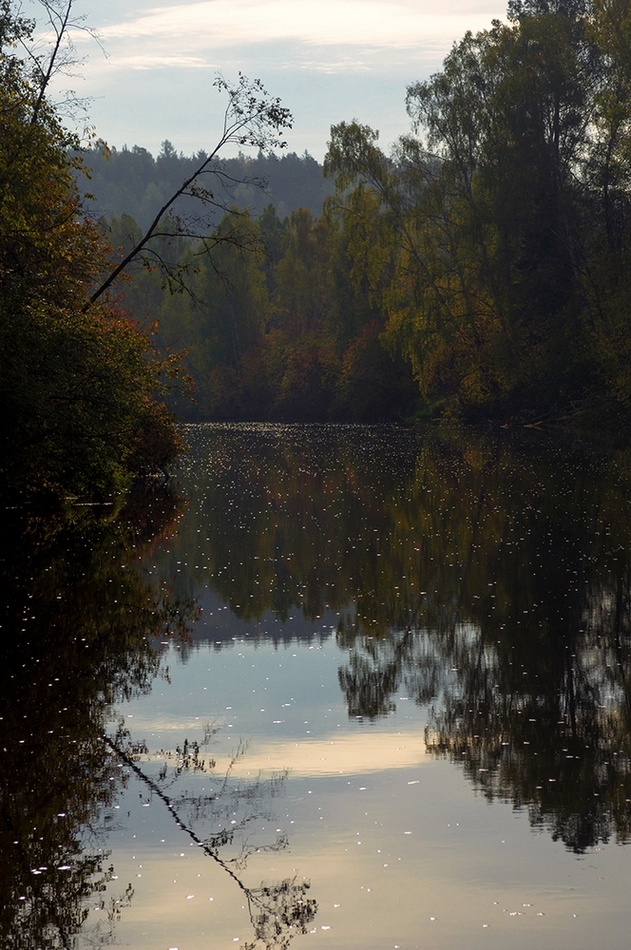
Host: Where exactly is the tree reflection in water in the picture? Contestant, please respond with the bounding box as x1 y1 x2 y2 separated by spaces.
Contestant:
0 484 188 948
106 729 316 950
0 482 316 949
332 432 631 853
7 423 631 946
158 424 631 855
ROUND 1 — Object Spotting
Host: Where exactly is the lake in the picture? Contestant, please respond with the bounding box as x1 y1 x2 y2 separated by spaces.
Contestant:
3 422 631 949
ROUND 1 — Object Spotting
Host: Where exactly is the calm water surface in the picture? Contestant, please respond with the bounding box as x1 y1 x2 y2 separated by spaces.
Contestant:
3 423 631 949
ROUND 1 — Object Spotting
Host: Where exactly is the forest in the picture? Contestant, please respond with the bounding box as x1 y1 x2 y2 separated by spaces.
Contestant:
0 1 184 503
88 0 631 429
82 144 335 228
0 1 290 502
3 0 631 501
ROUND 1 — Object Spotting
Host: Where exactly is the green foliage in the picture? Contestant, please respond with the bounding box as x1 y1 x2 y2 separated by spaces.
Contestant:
16 1 631 429
110 198 417 423
156 210 271 418
322 0 631 424
0 5 183 502
81 0 631 428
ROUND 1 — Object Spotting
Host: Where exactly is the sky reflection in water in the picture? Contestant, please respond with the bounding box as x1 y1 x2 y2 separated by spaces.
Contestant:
4 423 631 949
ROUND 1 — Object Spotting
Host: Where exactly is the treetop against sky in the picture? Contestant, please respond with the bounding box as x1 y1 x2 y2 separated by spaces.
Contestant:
25 0 508 160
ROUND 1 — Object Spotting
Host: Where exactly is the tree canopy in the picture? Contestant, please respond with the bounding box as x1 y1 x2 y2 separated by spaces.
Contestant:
80 0 631 428
324 0 631 424
5 0 631 454
0 1 185 503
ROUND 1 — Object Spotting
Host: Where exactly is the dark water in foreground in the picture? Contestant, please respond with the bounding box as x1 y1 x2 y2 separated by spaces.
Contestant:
3 423 631 949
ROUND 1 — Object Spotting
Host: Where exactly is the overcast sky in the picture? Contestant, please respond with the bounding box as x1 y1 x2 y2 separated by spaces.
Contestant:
31 0 509 160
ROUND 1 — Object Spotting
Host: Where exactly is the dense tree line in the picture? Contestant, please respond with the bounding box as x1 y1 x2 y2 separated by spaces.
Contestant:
99 0 631 427
82 143 335 228
326 0 631 424
0 2 184 503
105 204 420 421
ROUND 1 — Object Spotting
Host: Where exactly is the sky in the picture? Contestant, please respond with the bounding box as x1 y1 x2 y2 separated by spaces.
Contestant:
30 0 509 161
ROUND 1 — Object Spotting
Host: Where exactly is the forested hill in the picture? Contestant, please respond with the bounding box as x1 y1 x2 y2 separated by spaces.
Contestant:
79 143 334 228
71 0 631 432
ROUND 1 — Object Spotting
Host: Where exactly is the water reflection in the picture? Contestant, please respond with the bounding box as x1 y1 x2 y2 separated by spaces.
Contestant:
0 478 317 949
106 730 317 950
168 425 631 853
5 424 631 946
0 484 189 948
335 433 631 852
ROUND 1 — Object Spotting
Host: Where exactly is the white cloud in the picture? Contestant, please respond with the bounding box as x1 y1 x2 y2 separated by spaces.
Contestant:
97 0 503 64
113 53 217 70
54 0 508 156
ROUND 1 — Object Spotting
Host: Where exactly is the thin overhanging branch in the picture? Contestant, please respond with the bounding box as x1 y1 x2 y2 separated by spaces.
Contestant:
84 74 292 312
29 0 74 126
86 149 228 309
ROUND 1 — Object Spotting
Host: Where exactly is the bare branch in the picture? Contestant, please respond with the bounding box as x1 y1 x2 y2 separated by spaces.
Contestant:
29 0 74 124
18 0 105 126
86 73 292 310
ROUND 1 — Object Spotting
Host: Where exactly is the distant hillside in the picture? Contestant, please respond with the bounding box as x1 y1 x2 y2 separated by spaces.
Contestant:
78 141 335 228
